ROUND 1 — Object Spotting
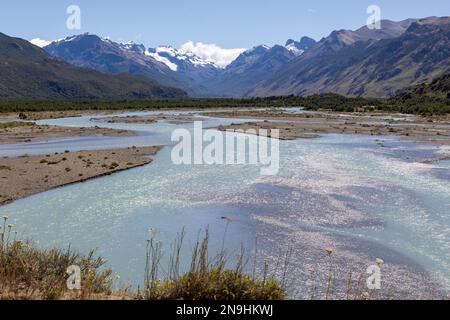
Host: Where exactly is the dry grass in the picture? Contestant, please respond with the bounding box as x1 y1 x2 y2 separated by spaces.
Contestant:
0 219 285 300
142 229 285 300
0 216 113 300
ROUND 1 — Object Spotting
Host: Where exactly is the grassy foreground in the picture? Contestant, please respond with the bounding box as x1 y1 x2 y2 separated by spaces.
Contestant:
0 220 284 300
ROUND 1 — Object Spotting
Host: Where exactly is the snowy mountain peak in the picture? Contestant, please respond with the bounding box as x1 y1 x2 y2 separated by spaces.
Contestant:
144 48 179 72
34 34 244 72
120 42 146 54
145 45 219 71
285 36 316 55
246 44 272 53
155 46 178 57
285 41 304 56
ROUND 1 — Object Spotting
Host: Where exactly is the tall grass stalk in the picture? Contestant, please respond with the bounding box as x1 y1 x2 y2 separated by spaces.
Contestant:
143 228 285 300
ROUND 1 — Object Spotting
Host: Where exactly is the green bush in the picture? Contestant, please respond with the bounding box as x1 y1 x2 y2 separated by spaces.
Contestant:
148 269 284 300
143 229 285 301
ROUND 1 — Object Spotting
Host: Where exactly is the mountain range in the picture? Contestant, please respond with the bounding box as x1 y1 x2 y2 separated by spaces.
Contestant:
1 16 449 100
250 17 450 97
43 34 316 97
0 32 187 99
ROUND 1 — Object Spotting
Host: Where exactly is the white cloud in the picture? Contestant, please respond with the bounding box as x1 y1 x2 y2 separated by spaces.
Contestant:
179 41 246 68
30 38 52 48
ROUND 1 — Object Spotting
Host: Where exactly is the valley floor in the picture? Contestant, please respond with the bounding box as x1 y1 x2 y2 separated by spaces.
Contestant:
2 108 450 205
0 110 208 205
0 107 449 299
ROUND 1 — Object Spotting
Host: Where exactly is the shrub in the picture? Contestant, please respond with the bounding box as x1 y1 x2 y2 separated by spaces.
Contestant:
0 218 113 300
148 269 284 300
143 229 285 300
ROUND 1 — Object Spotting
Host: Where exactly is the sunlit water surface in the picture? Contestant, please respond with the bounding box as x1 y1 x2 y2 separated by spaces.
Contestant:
1 110 449 298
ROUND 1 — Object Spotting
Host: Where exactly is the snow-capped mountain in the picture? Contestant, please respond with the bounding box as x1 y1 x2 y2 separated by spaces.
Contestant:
40 33 316 97
196 42 314 97
43 34 225 95
148 46 221 70
145 47 180 72
45 34 175 85
45 34 220 72
285 36 316 55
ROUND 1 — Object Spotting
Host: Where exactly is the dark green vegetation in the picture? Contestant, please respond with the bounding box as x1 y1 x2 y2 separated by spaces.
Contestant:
0 33 187 100
298 73 450 115
0 98 298 113
1 77 448 116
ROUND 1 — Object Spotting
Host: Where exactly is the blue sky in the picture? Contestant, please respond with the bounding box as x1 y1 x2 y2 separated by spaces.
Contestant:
1 0 449 49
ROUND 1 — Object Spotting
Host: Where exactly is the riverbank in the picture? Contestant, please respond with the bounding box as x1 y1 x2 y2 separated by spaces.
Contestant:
206 110 450 146
0 110 133 121
0 146 161 205
91 113 205 125
0 121 135 145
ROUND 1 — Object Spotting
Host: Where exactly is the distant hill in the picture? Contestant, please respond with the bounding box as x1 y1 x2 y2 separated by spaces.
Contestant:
249 17 450 98
0 33 187 99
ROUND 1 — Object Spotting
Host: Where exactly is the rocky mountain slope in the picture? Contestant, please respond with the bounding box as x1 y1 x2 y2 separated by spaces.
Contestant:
395 73 450 100
198 44 310 97
249 17 449 97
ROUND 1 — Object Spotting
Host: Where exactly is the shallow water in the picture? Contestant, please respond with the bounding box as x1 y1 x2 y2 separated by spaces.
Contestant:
1 112 449 298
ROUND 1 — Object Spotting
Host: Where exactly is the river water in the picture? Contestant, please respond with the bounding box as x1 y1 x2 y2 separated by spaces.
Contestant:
1 110 449 299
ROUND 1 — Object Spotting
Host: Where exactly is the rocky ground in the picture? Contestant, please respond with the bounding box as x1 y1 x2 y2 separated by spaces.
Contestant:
0 146 161 205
